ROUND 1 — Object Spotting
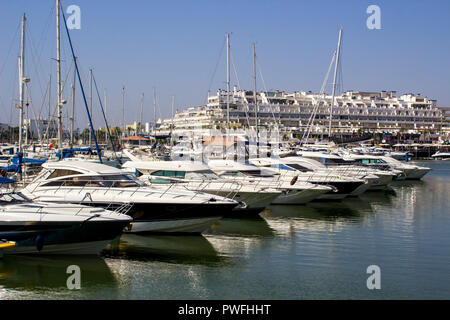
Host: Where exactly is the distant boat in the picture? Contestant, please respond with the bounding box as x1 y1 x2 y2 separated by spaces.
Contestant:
431 151 450 160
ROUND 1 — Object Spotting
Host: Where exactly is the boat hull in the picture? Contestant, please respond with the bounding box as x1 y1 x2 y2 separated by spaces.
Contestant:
0 220 129 255
77 202 235 234
2 240 112 255
368 174 394 190
213 191 280 214
309 181 365 200
404 167 431 180
125 216 222 234
271 188 329 205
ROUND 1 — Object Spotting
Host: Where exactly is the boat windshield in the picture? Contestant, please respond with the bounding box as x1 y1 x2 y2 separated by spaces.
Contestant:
185 170 218 180
0 192 30 204
42 174 144 188
219 171 247 178
284 163 313 172
359 159 387 164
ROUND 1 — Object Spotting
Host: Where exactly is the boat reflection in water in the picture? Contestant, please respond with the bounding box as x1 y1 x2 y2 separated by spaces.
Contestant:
0 255 116 297
105 234 226 266
204 217 275 238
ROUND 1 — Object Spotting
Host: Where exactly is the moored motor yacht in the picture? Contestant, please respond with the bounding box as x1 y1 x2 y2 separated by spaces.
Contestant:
22 160 238 234
0 191 132 255
122 160 284 213
206 159 335 202
247 157 370 199
431 151 450 160
294 151 399 190
343 154 431 180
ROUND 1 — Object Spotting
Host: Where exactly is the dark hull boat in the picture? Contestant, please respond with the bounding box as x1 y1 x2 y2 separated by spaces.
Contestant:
0 193 132 255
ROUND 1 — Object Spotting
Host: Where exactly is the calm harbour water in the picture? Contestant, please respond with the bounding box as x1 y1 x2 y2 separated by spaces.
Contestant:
1 160 449 299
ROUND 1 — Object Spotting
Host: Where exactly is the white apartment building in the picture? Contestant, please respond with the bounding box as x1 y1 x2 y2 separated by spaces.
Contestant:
156 88 445 137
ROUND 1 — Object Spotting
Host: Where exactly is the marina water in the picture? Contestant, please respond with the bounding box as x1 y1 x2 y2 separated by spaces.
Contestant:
0 160 449 299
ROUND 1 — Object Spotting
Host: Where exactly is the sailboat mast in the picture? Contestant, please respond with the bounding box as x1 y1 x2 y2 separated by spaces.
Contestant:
153 87 157 132
252 43 258 141
18 14 26 155
140 92 144 137
89 68 93 147
70 59 76 148
171 95 175 133
56 0 63 151
104 89 108 146
47 74 51 146
226 33 230 130
329 28 342 138
122 86 125 138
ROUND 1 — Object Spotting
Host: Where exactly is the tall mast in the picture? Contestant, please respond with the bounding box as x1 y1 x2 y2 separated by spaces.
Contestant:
70 59 76 148
153 87 157 133
18 14 26 155
56 0 63 152
104 88 108 146
171 95 175 133
122 86 125 137
89 68 93 147
329 28 342 138
252 43 258 141
47 74 51 145
226 33 230 130
140 92 144 137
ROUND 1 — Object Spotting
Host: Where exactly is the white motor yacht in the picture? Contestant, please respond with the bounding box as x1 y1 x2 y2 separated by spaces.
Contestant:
206 160 335 202
295 151 400 189
431 151 450 160
22 160 238 234
247 157 370 199
122 160 284 213
343 154 431 180
0 191 131 255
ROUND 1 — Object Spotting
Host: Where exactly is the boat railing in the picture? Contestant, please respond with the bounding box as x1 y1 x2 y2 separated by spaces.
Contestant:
111 203 133 216
31 177 161 202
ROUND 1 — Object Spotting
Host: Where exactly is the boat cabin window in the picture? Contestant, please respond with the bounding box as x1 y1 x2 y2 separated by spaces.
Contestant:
323 158 349 164
47 169 83 179
150 170 186 179
359 159 386 164
219 171 247 178
185 170 218 180
42 174 143 188
0 192 30 203
239 169 274 178
285 163 313 172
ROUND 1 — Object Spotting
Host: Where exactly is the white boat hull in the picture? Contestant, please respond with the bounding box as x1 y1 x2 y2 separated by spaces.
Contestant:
271 188 329 205
214 191 280 211
368 174 393 190
403 167 431 180
125 216 222 234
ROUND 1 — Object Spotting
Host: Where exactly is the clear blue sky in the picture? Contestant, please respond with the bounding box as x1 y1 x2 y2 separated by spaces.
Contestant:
1 0 450 130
